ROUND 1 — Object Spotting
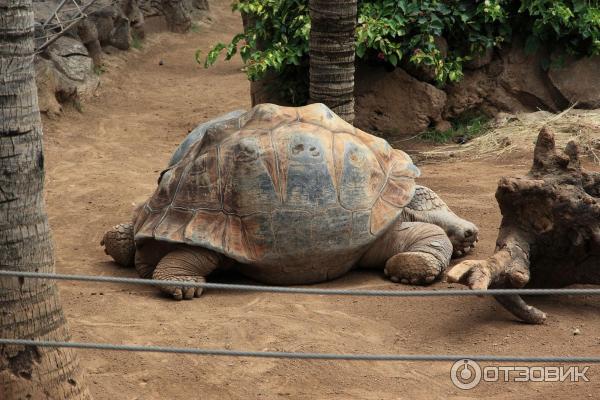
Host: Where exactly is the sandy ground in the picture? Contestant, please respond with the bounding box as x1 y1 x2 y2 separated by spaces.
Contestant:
41 1 599 398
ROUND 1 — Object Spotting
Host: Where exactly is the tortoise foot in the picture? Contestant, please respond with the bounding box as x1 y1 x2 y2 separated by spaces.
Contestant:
152 274 206 300
384 252 442 285
446 217 479 258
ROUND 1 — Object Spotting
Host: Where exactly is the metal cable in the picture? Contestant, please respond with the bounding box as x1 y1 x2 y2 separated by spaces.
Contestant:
1 339 598 363
1 270 599 297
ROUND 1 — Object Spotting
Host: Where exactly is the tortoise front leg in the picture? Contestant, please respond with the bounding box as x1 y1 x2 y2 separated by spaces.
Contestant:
360 221 453 285
153 246 224 300
402 185 479 257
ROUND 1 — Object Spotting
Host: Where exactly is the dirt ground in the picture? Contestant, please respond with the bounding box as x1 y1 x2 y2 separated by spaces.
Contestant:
41 1 599 399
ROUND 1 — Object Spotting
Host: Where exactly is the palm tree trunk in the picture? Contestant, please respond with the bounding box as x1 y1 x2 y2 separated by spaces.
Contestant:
0 1 92 398
309 0 357 123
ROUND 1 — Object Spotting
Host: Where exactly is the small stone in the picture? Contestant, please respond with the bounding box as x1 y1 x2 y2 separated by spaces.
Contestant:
159 60 164 66
434 120 452 133
573 328 581 335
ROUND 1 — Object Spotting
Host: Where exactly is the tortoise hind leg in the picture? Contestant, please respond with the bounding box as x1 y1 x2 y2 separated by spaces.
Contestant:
153 247 224 300
360 221 453 285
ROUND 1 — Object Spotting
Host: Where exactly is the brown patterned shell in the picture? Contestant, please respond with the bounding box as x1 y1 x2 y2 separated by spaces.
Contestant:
133 103 420 264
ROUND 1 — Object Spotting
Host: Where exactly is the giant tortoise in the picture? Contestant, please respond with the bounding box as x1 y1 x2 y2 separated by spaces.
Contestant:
102 103 478 299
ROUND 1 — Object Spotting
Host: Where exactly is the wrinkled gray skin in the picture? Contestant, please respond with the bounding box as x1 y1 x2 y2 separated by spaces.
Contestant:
104 108 479 300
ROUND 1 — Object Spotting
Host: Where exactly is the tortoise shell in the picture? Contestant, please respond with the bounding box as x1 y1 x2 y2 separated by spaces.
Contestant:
134 103 420 266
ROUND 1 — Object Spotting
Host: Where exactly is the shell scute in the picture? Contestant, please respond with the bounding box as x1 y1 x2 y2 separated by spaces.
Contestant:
172 146 221 210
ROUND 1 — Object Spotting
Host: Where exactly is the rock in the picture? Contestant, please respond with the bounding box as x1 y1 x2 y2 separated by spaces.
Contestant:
53 61 99 101
51 53 94 82
139 0 210 22
48 35 89 58
444 41 571 119
444 69 495 118
34 36 99 114
573 328 581 336
77 19 103 66
93 9 119 46
35 58 62 117
355 64 447 136
49 37 94 82
434 120 452 133
160 0 192 33
497 41 564 112
110 16 132 50
548 55 600 109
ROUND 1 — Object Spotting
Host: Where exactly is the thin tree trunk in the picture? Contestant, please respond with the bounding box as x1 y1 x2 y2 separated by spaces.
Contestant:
309 0 356 123
0 1 92 398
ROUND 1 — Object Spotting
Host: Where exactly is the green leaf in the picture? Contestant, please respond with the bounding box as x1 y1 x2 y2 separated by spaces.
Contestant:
388 53 398 66
356 43 366 58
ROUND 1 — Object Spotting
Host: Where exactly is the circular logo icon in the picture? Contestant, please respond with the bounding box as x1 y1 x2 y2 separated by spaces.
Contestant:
450 359 482 390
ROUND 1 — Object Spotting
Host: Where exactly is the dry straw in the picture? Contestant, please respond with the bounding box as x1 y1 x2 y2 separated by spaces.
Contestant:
417 106 600 163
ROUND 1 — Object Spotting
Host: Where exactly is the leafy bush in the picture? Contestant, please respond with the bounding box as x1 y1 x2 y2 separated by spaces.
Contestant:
203 0 600 105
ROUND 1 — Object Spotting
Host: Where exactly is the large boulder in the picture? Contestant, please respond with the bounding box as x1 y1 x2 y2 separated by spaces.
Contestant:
48 36 93 82
444 60 531 119
35 36 99 115
548 55 600 109
496 42 564 112
444 41 569 119
355 64 447 135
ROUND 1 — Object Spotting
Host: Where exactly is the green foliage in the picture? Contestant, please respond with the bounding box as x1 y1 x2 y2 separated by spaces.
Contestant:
518 0 600 56
205 1 309 79
203 0 600 104
422 112 490 144
355 0 508 83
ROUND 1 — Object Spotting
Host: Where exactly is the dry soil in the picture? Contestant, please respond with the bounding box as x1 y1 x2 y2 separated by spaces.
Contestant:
41 1 600 399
